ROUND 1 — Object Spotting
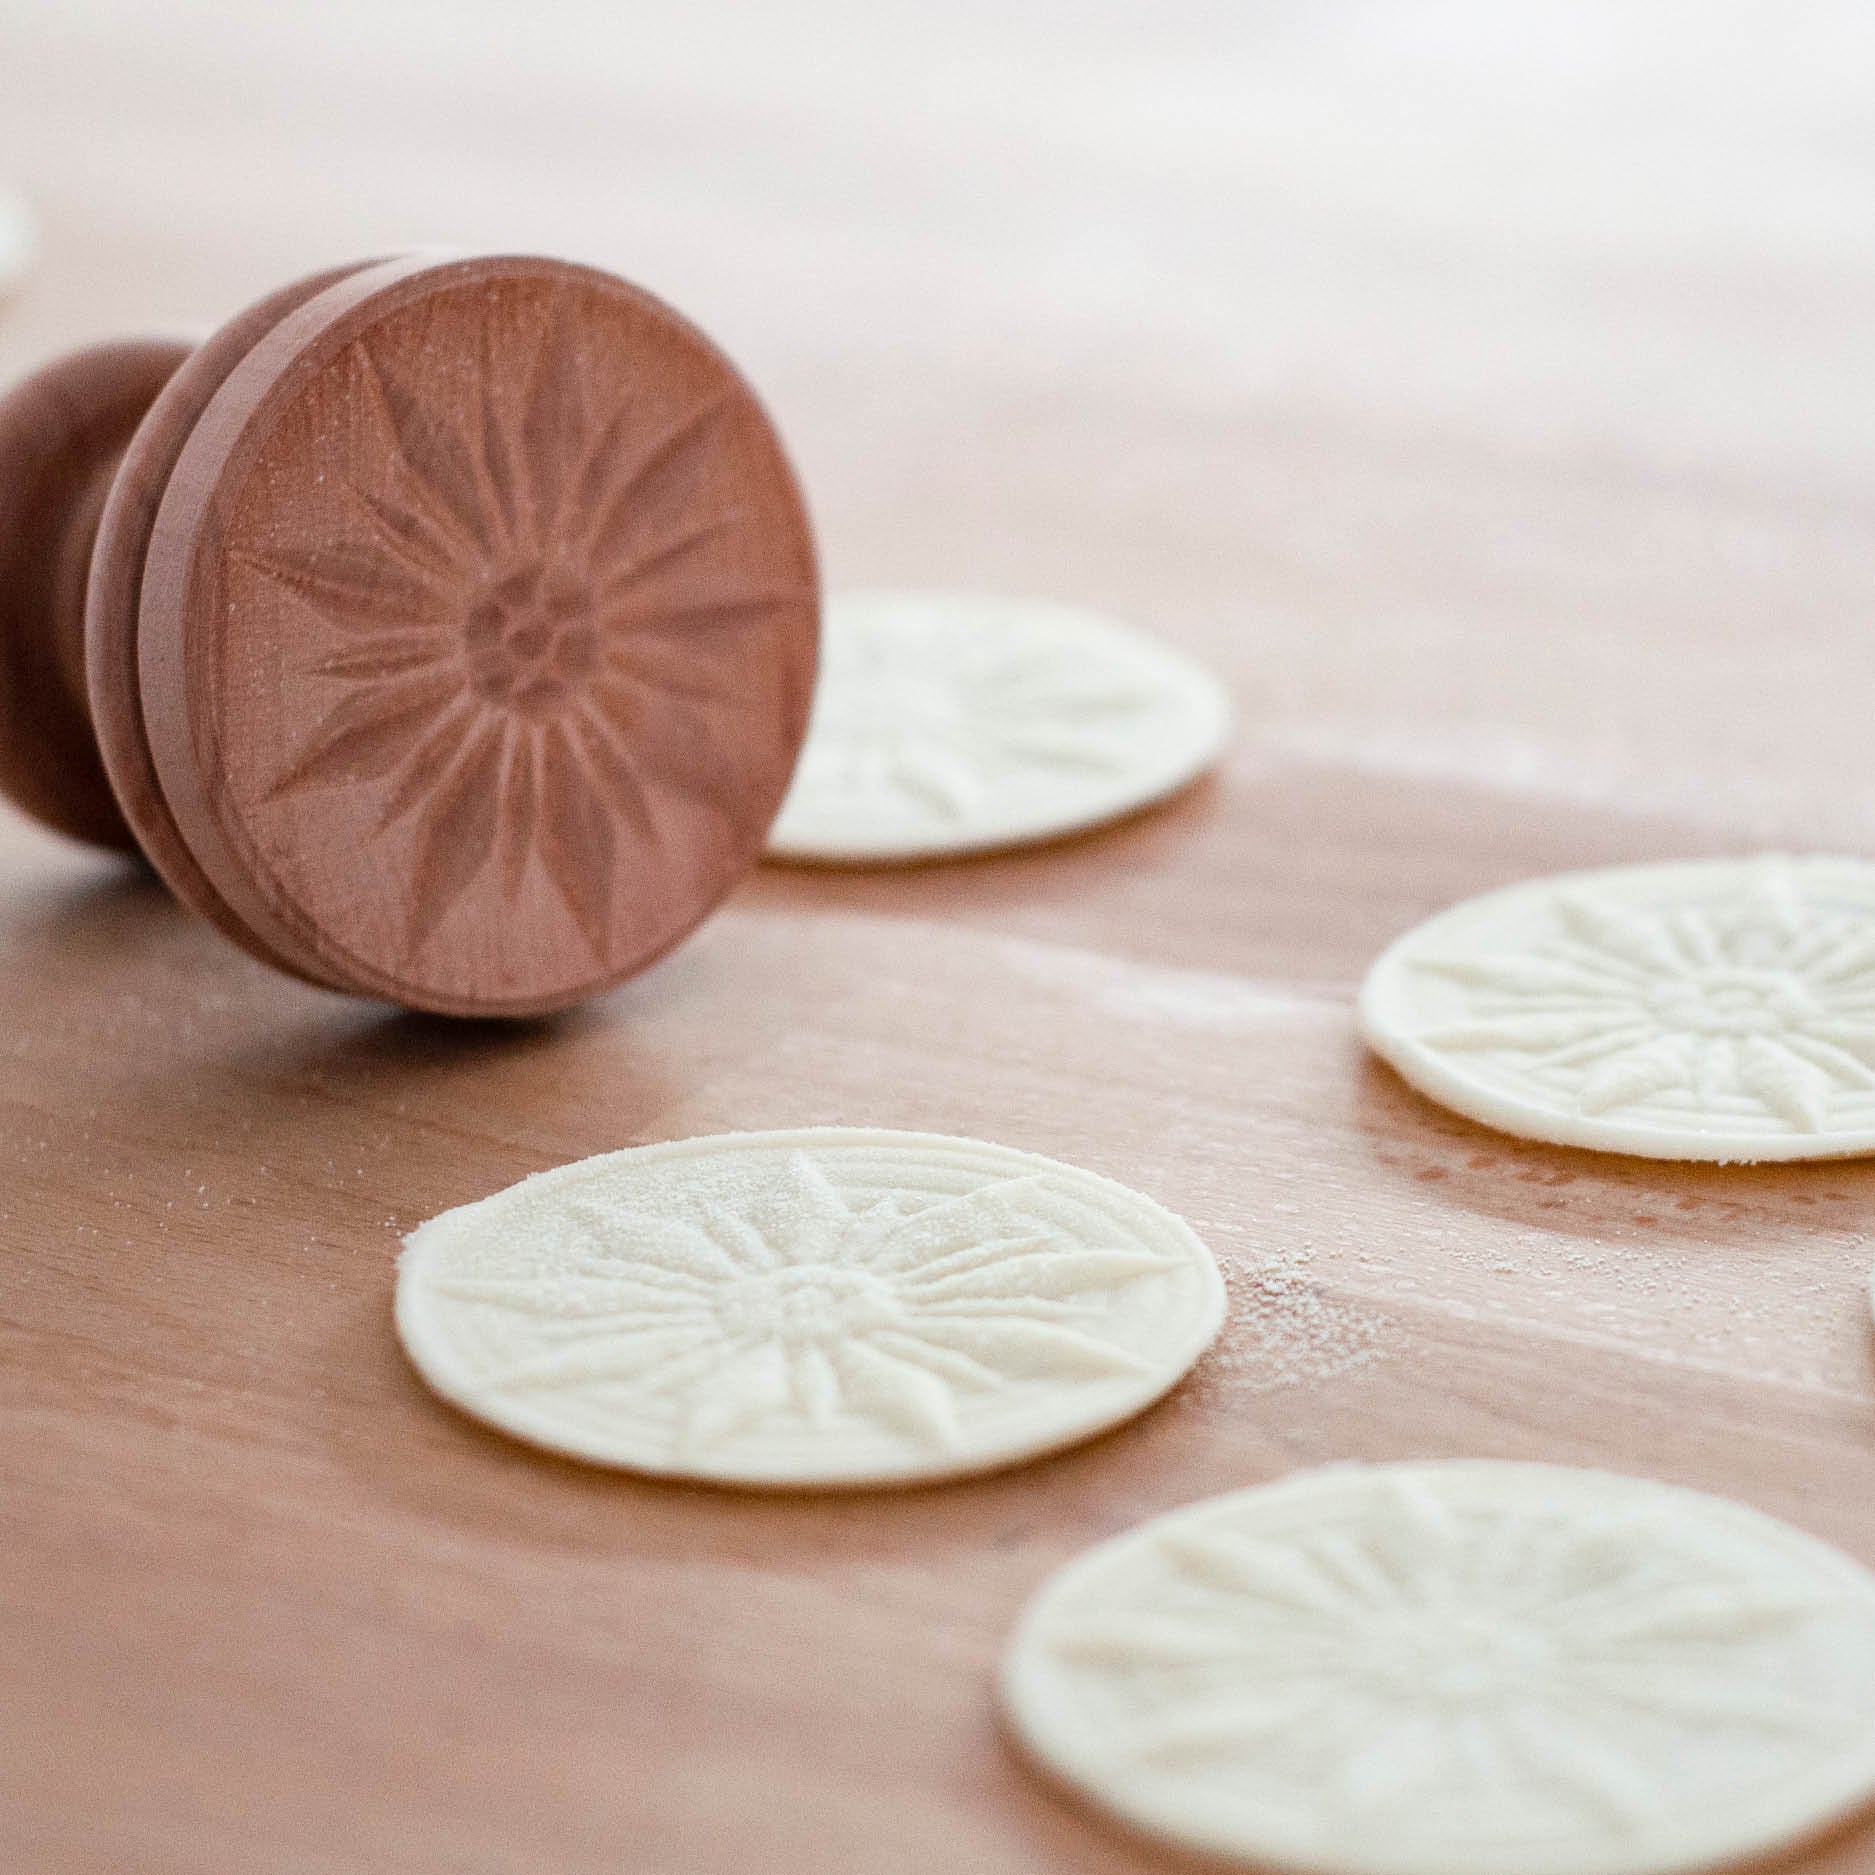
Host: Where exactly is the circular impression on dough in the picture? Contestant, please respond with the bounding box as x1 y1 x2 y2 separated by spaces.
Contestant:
396 1128 1224 1486
766 591 1232 862
0 187 36 296
1359 855 1875 1162
1002 1460 1875 1875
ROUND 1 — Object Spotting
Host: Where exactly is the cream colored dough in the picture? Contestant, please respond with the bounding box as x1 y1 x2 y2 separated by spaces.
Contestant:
1003 1460 1875 1875
396 1128 1224 1486
1360 855 1875 1161
766 591 1232 862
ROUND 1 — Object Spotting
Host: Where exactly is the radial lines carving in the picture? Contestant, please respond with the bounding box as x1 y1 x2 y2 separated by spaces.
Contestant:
243 295 788 957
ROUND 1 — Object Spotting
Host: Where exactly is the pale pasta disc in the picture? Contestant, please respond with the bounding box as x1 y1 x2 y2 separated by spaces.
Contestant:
397 1128 1224 1486
1360 856 1875 1160
767 592 1231 862
1004 1461 1875 1875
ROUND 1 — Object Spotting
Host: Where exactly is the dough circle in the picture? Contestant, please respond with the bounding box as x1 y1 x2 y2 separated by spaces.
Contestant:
396 1128 1224 1486
0 187 36 296
1003 1461 1875 1875
766 591 1231 862
1359 856 1875 1161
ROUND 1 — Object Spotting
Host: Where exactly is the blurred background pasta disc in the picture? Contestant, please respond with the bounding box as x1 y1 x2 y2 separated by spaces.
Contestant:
767 591 1232 864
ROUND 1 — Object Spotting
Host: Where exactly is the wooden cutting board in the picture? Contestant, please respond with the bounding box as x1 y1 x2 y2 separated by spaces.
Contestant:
4 4 1875 1871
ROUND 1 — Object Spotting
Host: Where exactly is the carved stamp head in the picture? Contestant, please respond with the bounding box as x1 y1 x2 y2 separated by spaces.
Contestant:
0 255 819 1014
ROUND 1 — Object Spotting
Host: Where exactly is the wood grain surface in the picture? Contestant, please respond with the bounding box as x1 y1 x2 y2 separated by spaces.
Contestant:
5 4 1875 1872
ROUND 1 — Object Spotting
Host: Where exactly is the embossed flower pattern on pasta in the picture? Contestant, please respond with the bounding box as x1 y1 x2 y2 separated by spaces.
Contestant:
242 300 796 956
434 1154 1169 1454
1005 1463 1875 1875
1407 863 1875 1130
768 594 1231 861
395 1130 1226 1485
1360 858 1875 1157
1055 1476 1829 1812
794 623 1143 822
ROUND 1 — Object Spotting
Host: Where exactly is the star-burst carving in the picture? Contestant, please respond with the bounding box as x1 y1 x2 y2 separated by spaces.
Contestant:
241 298 798 958
1410 861 1875 1133
431 1152 1178 1460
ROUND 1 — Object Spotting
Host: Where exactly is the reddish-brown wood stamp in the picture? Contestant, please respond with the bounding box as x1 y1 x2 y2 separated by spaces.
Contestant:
0 255 820 1014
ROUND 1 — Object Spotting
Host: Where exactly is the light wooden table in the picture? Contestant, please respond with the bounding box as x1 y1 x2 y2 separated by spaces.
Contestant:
4 4 1875 1870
